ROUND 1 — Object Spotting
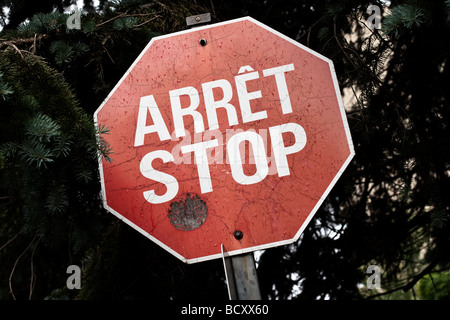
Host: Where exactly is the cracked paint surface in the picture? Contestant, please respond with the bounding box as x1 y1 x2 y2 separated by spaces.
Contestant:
94 17 354 263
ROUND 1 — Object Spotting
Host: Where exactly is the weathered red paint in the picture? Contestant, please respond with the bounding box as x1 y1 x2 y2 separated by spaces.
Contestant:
94 17 354 263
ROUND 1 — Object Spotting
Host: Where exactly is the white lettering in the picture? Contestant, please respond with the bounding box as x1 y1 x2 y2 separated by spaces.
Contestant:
235 69 267 123
170 129 192 164
227 131 269 185
181 140 219 193
269 122 307 177
170 86 204 138
203 129 224 164
263 63 295 114
202 79 238 130
134 95 170 147
367 5 382 30
133 63 305 203
140 150 179 203
181 304 215 317
66 265 81 289
366 265 381 289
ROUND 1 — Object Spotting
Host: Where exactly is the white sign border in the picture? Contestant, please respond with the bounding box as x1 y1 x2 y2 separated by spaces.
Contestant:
93 16 355 264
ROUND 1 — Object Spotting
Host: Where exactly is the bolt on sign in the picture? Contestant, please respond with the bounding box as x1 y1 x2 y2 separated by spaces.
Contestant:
94 17 355 263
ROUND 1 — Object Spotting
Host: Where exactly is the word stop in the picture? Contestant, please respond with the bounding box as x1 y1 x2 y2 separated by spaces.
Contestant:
134 63 307 204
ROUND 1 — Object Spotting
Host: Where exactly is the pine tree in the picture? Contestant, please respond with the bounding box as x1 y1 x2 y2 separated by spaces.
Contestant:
0 0 221 300
0 48 112 299
1 0 449 301
256 0 450 299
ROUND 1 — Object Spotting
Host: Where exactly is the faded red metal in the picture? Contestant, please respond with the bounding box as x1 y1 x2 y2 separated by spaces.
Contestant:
94 17 354 263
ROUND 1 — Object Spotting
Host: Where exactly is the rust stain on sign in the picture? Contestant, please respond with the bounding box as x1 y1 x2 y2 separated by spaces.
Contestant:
169 193 207 231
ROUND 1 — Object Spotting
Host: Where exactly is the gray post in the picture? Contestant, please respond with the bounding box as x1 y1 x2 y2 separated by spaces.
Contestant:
222 246 261 300
230 253 262 300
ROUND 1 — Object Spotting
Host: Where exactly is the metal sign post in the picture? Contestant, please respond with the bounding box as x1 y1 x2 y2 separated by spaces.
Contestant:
221 245 261 300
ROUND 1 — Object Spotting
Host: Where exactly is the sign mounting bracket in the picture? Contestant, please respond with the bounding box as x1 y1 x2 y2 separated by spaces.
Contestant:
186 13 211 27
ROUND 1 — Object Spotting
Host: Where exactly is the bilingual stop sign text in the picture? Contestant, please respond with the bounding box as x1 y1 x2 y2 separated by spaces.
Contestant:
94 17 354 263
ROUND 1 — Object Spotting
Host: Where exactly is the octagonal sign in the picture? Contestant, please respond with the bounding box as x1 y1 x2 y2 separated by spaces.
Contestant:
94 17 354 263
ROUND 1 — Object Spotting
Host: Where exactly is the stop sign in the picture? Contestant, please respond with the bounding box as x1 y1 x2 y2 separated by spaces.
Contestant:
94 17 354 263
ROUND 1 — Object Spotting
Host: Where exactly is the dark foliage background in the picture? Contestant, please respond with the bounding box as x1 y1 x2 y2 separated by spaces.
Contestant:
0 0 449 300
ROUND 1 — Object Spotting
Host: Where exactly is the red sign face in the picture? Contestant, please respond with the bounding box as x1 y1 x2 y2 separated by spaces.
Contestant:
94 17 354 263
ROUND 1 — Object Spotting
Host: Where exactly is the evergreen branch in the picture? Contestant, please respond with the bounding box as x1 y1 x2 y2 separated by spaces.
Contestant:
96 124 113 162
25 114 61 142
52 134 72 158
132 15 161 28
45 185 69 214
0 141 21 157
102 44 115 64
0 71 14 99
296 16 325 47
0 35 46 50
333 19 358 70
365 260 439 299
19 141 55 169
49 40 74 66
2 42 24 58
29 239 39 300
96 11 162 27
357 18 394 52
9 235 36 300
382 4 425 37
0 230 22 252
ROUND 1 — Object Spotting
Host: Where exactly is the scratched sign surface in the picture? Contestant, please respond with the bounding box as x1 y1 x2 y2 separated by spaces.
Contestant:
94 17 354 263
